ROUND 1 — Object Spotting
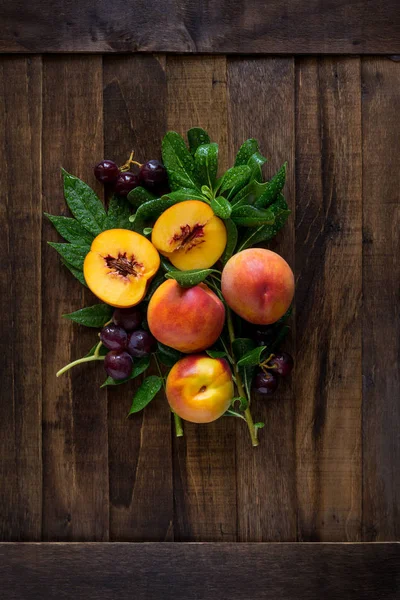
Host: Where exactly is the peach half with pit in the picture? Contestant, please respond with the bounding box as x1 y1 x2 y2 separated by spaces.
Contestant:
221 248 294 325
147 279 225 353
83 228 160 308
166 354 234 423
151 200 227 270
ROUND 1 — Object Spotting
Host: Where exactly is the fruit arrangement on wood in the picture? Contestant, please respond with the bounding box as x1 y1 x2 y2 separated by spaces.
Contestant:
48 128 294 447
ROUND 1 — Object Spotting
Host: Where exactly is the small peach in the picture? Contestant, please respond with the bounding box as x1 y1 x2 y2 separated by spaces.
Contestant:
221 248 294 324
166 355 234 423
147 279 225 353
151 200 227 270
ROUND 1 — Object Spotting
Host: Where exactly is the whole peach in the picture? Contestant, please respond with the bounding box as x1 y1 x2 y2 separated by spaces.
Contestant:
147 280 225 353
221 248 294 324
166 355 234 423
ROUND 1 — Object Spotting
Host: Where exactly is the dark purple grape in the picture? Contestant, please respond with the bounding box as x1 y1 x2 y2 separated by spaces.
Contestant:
94 160 120 184
104 350 133 380
127 330 156 357
253 370 279 397
113 307 142 332
267 352 294 377
100 324 128 351
115 171 140 196
139 160 168 192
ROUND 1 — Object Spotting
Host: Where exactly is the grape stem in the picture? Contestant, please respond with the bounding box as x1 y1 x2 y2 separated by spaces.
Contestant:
56 343 104 378
153 353 184 438
227 307 259 447
120 150 143 172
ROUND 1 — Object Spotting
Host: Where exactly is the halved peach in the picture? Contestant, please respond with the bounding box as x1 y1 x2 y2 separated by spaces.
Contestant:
151 200 227 270
83 229 160 308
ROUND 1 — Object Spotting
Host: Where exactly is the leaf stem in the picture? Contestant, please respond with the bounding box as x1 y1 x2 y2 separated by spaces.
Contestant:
226 307 259 447
56 354 104 377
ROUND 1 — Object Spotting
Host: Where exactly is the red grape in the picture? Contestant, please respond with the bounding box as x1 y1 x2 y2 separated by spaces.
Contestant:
104 351 133 380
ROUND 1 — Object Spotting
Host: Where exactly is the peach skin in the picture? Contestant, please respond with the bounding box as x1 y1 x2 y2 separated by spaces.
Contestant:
147 279 225 353
83 228 160 308
166 355 234 423
151 200 227 270
221 248 294 324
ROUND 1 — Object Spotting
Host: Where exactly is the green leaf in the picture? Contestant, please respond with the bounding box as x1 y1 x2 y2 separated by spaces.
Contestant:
237 194 290 251
162 188 208 203
270 325 290 352
165 268 219 288
48 242 90 270
132 197 184 233
188 127 211 154
243 366 255 400
63 303 113 328
231 396 249 411
128 375 163 415
61 259 87 287
254 422 265 430
206 349 227 359
223 409 246 420
162 131 200 191
211 196 232 219
247 151 267 182
219 165 251 195
254 163 287 208
144 271 165 301
232 338 256 362
157 342 183 367
127 186 157 208
201 186 213 200
143 227 153 236
104 196 133 229
230 179 269 209
237 346 268 367
231 205 275 227
45 214 94 245
234 139 259 166
62 169 106 235
160 257 179 272
194 143 218 189
221 219 238 264
101 356 150 387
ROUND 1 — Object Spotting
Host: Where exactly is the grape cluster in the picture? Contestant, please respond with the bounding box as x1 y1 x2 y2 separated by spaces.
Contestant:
94 157 169 197
101 307 156 380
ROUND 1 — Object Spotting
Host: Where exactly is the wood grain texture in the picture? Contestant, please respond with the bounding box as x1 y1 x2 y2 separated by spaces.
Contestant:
228 57 297 542
0 56 42 541
42 56 109 541
361 58 400 541
295 57 363 542
0 543 399 599
1 0 400 54
103 54 173 542
166 56 237 542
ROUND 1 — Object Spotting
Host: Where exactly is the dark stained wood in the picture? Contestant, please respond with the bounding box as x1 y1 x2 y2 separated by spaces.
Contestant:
361 57 400 541
166 56 237 542
1 543 399 599
228 57 297 541
0 57 42 541
41 56 109 541
1 1 400 54
295 57 363 541
103 54 173 542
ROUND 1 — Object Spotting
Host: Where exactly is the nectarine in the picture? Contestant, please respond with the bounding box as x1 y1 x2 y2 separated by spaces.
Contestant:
166 354 234 423
147 279 225 353
84 229 160 308
221 248 294 324
151 200 227 270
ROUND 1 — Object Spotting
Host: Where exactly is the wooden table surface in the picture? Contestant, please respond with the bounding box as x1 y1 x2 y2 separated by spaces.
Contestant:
0 1 399 597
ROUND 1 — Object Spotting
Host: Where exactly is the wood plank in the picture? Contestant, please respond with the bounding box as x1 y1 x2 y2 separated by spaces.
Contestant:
295 57 363 541
42 56 109 541
166 56 237 542
228 57 297 541
0 56 42 541
0 543 399 599
1 1 400 54
103 54 173 542
361 57 400 541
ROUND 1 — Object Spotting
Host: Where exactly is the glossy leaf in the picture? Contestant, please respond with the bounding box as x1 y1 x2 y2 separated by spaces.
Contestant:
234 139 259 166
221 218 238 264
237 346 268 367
127 186 157 208
48 242 90 270
237 194 290 251
247 151 267 182
254 162 287 208
162 188 208 203
165 268 219 288
45 213 94 246
231 396 249 411
157 342 183 367
62 169 106 235
194 143 218 188
211 196 232 219
187 127 211 154
132 197 185 233
162 131 200 191
231 205 275 227
61 259 87 287
219 165 251 195
206 349 227 359
232 338 256 362
104 196 133 229
160 257 179 272
63 303 113 328
128 376 163 415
